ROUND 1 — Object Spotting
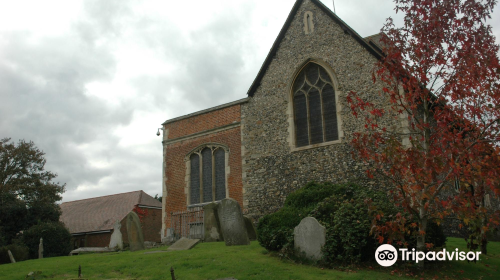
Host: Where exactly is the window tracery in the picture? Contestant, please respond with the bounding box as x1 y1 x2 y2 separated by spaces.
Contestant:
187 144 227 205
293 63 339 147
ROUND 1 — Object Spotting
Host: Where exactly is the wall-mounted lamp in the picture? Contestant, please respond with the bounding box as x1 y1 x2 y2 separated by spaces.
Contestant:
156 128 164 136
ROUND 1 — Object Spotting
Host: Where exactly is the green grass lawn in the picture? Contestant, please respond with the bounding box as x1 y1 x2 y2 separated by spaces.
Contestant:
0 238 498 280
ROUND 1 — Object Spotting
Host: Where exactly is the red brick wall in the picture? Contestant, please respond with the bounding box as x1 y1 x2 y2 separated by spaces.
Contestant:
140 208 162 242
84 232 111 247
163 104 243 231
164 104 241 139
121 207 162 244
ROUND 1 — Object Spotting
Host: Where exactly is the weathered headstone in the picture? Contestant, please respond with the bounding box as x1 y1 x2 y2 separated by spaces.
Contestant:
126 211 145 251
38 238 43 259
7 250 15 263
109 220 123 250
243 216 257 241
162 228 176 245
293 217 326 261
203 202 223 242
217 198 250 246
167 237 200 251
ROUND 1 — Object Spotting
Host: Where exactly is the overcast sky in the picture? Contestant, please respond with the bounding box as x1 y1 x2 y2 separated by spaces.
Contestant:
1 0 499 203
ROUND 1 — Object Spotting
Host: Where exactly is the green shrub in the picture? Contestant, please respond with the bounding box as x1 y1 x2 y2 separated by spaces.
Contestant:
311 187 385 264
284 182 339 211
21 221 72 259
257 182 357 252
257 181 447 265
257 207 306 251
0 243 29 264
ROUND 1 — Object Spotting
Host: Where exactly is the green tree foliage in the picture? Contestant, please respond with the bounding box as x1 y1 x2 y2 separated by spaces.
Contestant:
0 138 65 245
21 222 72 259
0 243 29 264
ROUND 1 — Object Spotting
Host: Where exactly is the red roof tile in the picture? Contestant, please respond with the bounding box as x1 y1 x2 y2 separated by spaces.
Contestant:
60 190 162 234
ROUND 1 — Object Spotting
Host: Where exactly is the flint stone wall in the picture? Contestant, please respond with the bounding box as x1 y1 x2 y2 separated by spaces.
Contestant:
241 0 396 221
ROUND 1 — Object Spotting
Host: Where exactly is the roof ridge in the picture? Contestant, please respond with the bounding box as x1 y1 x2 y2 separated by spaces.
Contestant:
61 190 142 204
364 32 382 40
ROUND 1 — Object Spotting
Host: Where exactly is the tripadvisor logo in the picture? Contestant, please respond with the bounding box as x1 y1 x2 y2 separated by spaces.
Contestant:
375 244 398 267
375 244 482 266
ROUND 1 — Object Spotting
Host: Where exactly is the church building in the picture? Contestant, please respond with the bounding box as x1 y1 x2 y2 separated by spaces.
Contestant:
159 0 397 240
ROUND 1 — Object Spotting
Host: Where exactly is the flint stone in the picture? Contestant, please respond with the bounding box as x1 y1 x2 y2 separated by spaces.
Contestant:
126 211 145 251
217 198 250 246
203 202 223 242
109 220 123 250
7 250 15 263
167 237 200 251
243 216 257 241
293 217 326 261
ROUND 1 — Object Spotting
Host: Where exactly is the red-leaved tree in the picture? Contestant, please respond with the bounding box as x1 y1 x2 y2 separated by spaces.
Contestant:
347 0 500 258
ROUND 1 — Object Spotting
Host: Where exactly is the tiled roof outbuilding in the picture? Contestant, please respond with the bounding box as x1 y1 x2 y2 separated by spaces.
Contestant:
60 190 161 234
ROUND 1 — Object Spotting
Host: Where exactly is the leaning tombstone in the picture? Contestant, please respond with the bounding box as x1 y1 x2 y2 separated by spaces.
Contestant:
167 237 200 251
203 202 223 242
38 238 44 259
109 220 124 250
243 216 257 241
126 211 145 251
217 198 250 246
293 217 326 261
7 250 15 263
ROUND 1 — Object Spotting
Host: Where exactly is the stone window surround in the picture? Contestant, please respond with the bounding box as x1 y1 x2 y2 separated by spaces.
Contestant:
184 143 230 206
287 58 344 152
303 11 314 34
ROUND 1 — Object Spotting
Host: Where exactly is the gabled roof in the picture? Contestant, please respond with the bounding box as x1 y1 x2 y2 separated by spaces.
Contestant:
60 190 162 234
246 0 383 97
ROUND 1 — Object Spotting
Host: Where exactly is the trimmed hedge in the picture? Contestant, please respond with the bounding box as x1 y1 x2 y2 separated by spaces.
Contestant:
21 221 72 259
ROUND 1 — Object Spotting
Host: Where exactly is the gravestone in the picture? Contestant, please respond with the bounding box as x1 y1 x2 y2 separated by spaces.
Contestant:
38 238 43 259
217 198 250 246
167 237 200 251
293 217 326 261
203 202 223 242
109 220 124 250
7 250 15 263
162 228 177 245
126 211 145 251
243 216 257 241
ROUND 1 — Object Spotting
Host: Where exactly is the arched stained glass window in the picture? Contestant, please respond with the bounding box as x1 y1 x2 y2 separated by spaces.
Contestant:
188 144 227 205
293 63 338 147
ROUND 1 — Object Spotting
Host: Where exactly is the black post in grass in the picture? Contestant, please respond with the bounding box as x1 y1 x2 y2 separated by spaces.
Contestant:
170 266 176 280
78 265 81 278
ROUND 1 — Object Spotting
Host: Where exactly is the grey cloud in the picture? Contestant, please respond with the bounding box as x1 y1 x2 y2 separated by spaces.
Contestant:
0 21 133 194
127 6 255 115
